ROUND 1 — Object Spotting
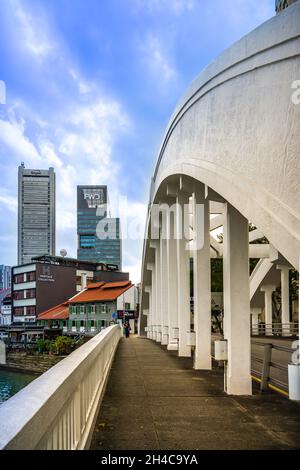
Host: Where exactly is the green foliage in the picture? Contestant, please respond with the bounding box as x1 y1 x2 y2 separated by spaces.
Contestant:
51 336 73 355
211 259 223 292
36 339 52 353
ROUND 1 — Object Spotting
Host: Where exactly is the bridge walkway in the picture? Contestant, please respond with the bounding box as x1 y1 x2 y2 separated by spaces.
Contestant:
90 337 300 450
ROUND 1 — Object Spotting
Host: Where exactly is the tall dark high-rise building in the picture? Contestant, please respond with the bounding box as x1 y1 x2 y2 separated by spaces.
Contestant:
18 164 56 265
77 185 122 269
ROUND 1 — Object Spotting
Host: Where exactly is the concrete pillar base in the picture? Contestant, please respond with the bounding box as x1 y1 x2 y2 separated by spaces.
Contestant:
167 343 178 351
161 334 169 345
288 364 300 401
194 358 212 370
226 375 253 396
178 347 192 357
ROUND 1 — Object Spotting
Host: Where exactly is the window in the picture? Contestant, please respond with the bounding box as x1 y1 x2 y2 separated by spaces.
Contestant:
80 235 96 249
14 274 25 284
14 307 24 316
26 271 36 282
13 290 25 300
91 320 95 327
124 303 130 310
26 288 36 299
80 305 85 315
27 306 36 316
101 304 107 314
96 304 101 314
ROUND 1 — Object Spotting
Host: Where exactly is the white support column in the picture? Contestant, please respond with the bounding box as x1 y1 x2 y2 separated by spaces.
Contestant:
145 286 152 339
160 234 169 345
147 263 155 340
151 272 156 340
155 242 162 343
251 307 261 336
277 265 291 336
223 204 252 395
167 208 179 351
176 192 191 357
260 285 276 336
192 187 212 370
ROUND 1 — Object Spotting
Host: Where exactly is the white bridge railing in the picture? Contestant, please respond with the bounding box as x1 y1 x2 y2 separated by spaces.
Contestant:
0 324 122 450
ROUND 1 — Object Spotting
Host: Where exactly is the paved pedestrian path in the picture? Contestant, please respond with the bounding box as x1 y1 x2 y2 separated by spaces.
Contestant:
90 337 300 450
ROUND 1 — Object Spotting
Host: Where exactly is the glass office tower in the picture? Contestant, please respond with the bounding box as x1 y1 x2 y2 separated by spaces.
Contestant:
77 186 122 269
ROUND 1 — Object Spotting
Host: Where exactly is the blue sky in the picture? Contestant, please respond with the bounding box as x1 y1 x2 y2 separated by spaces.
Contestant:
0 0 275 281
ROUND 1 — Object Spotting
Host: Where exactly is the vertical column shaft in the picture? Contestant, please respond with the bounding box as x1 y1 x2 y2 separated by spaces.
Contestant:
176 192 191 357
151 267 157 340
251 308 261 336
261 285 276 336
223 204 252 395
192 188 212 370
167 208 179 351
277 265 291 335
155 243 162 342
160 234 169 345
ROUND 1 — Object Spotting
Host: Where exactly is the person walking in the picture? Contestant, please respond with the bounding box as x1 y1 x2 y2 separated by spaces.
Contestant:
124 321 131 338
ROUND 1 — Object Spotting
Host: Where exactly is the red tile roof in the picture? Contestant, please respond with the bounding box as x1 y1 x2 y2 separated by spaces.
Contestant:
70 280 133 304
86 282 105 289
37 302 69 320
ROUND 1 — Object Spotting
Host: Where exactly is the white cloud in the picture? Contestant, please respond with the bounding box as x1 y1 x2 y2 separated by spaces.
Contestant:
141 34 177 83
10 0 55 59
0 192 18 214
132 0 194 15
39 140 64 168
123 261 141 284
0 117 41 165
69 69 91 95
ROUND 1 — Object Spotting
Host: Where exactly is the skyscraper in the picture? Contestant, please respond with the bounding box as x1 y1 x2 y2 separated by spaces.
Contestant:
18 163 56 265
77 185 122 269
0 265 11 290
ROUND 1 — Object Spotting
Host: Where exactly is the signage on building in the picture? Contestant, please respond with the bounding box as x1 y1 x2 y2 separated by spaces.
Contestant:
77 186 107 209
117 310 135 319
38 265 55 282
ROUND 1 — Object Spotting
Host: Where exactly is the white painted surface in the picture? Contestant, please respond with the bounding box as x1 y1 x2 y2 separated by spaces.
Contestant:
13 281 36 291
13 264 36 275
192 189 212 370
0 324 122 450
223 204 252 395
140 4 300 398
176 192 191 357
166 210 179 351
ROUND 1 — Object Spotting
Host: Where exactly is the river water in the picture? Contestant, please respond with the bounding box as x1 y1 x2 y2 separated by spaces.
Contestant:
0 370 37 405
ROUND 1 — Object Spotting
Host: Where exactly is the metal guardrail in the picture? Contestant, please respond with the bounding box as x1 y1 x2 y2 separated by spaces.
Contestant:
251 341 295 394
251 323 298 337
0 324 122 450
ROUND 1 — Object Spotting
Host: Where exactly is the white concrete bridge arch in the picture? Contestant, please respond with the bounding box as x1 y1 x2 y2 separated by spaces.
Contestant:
140 2 300 396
